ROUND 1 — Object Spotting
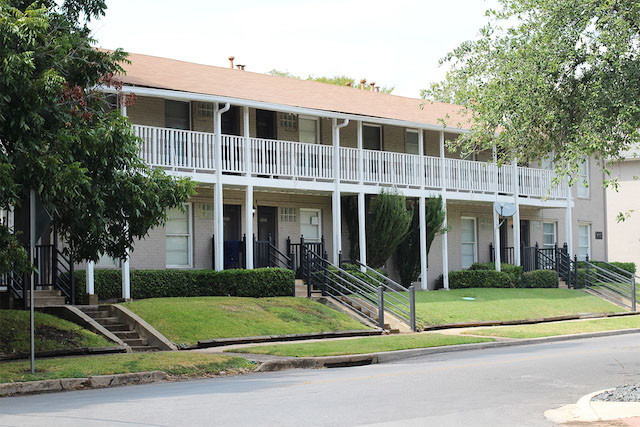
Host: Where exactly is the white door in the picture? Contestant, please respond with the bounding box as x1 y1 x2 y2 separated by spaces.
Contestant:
578 224 591 261
461 217 477 268
300 209 321 242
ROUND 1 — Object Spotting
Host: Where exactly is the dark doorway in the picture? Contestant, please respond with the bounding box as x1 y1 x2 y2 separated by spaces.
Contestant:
223 205 241 241
520 220 530 247
165 100 190 130
257 206 277 242
256 110 277 139
221 105 241 136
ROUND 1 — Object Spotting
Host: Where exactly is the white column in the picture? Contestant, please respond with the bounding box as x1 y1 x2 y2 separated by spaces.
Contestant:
357 121 364 184
120 98 131 298
493 146 501 271
86 261 95 295
357 191 366 270
243 107 253 269
565 179 573 257
439 131 449 290
418 195 428 290
331 118 349 264
213 103 230 271
418 130 425 187
512 158 521 265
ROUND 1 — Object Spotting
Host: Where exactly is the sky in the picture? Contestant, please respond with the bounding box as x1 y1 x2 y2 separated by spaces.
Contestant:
89 0 499 98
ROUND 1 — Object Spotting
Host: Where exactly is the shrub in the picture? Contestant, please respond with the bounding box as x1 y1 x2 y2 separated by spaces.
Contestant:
74 268 294 301
436 270 513 289
520 270 558 288
469 262 523 286
577 260 636 276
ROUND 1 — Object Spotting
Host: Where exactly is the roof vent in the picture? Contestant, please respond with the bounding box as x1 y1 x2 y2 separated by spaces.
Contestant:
346 82 352 87
236 64 246 71
228 56 235 69
369 82 375 92
360 79 366 89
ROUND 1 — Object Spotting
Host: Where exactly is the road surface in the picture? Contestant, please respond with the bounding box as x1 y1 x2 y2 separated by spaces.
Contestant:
0 334 639 426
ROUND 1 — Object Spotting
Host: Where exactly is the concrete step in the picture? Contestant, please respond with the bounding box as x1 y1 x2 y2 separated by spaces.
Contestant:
95 316 120 326
294 279 306 285
84 309 110 318
123 338 148 347
103 323 131 332
28 289 61 297
32 296 66 307
113 330 138 339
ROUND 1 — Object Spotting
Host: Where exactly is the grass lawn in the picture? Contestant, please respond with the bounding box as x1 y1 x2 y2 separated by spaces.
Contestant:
412 288 624 327
0 352 254 383
0 310 112 357
462 314 640 339
123 297 367 346
230 333 494 357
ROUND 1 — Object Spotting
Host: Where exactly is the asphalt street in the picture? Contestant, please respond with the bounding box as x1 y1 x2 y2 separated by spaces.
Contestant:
0 334 639 426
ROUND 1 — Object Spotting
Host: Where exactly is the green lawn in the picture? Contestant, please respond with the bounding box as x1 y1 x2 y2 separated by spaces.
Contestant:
0 310 112 356
462 314 640 339
123 297 367 346
412 288 624 327
230 333 494 357
0 352 254 383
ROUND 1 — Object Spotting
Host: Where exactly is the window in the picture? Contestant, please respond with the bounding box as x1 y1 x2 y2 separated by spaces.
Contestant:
540 156 553 170
578 223 591 261
363 124 382 150
195 102 214 119
578 160 590 198
461 217 477 268
280 113 297 129
300 209 321 242
166 204 192 268
299 116 319 144
280 207 297 223
405 129 419 155
96 253 118 268
543 222 557 248
164 100 190 130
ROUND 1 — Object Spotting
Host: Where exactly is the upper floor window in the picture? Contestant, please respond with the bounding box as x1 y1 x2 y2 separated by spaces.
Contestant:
299 116 319 144
165 100 190 130
363 124 382 150
405 129 419 155
577 160 590 198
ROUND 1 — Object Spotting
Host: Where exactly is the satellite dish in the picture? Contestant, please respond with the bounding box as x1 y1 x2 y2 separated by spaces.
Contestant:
494 202 516 217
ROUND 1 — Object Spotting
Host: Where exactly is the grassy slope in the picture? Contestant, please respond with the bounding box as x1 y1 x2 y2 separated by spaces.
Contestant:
413 288 624 326
0 310 112 356
123 297 367 345
231 333 493 357
463 315 640 339
0 352 254 383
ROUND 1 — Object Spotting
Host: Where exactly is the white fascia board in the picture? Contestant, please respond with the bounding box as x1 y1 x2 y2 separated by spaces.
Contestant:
100 85 471 134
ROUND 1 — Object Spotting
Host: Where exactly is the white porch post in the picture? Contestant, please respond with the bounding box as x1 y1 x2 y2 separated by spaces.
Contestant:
243 106 253 269
493 147 501 271
331 118 349 264
439 131 449 290
565 180 573 257
86 261 95 295
418 195 428 290
357 191 366 269
214 102 230 271
512 158 521 265
357 121 364 184
120 98 131 299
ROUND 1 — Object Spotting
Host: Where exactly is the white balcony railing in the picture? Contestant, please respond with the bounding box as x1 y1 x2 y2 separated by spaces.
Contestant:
133 124 567 199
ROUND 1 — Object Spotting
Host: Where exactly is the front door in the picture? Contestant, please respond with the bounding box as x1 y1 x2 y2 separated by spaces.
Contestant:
520 220 530 247
256 110 276 139
257 206 277 242
223 204 241 269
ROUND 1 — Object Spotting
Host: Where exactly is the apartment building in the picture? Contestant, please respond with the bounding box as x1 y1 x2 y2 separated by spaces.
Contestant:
87 52 607 292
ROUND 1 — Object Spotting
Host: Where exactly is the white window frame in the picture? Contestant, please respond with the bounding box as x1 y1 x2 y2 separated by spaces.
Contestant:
405 129 420 155
577 159 590 198
363 123 382 151
166 203 193 269
578 223 591 261
542 221 557 249
298 115 320 144
299 208 322 242
460 216 478 268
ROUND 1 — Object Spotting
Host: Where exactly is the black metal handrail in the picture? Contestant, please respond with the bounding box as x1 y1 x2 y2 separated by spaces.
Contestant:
287 236 325 277
35 244 75 304
581 257 637 310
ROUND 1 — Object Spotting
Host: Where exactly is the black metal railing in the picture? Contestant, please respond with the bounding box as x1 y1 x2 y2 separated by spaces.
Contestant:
489 244 515 265
34 244 75 304
254 235 293 270
287 236 325 277
580 256 637 311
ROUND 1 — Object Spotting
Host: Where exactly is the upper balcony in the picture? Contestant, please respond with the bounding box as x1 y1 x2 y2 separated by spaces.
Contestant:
133 124 567 201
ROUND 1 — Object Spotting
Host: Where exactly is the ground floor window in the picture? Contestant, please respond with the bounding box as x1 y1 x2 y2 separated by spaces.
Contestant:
543 222 557 249
461 217 477 268
578 223 591 261
300 208 321 242
166 204 192 268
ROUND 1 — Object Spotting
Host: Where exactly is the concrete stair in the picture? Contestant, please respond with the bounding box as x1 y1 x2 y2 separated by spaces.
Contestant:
338 295 400 334
28 289 66 307
80 306 158 352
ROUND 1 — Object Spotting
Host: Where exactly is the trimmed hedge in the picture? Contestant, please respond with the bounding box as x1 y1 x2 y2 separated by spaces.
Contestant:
470 262 523 286
74 268 294 300
520 270 559 288
577 261 636 276
436 270 513 289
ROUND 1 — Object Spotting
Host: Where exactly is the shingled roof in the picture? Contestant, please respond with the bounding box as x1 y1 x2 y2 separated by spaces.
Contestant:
116 52 470 128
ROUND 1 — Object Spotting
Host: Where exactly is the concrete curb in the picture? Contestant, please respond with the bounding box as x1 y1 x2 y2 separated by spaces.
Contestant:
0 371 168 397
0 345 127 362
422 311 639 331
545 388 640 423
256 354 379 372
190 329 383 349
111 305 178 351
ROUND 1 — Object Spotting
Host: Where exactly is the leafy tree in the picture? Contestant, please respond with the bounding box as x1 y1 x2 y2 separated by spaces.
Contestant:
268 69 394 93
425 0 640 188
394 197 446 287
342 190 412 268
0 0 195 272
